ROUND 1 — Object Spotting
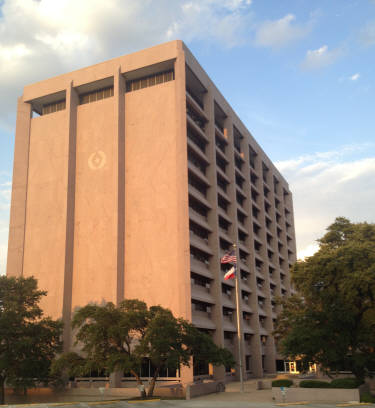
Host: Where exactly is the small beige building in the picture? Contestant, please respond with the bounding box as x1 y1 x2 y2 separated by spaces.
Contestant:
7 40 296 384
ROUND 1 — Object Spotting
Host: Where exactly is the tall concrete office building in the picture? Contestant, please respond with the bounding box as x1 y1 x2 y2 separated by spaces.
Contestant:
7 41 296 383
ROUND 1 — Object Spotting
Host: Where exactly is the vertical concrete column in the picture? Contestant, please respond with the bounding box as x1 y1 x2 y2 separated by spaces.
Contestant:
174 45 194 386
115 67 126 306
205 84 225 381
174 43 191 323
62 82 78 351
275 187 290 296
282 189 297 293
236 132 262 378
109 68 127 389
7 98 31 277
248 152 264 378
224 116 245 382
259 170 277 373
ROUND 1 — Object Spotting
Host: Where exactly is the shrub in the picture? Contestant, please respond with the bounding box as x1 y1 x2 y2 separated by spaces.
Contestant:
360 392 375 403
272 379 293 388
299 380 331 388
330 378 363 388
331 378 362 388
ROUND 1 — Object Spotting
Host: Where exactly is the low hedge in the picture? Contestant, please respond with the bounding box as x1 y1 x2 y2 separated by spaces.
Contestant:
299 378 363 389
361 392 375 403
299 380 331 388
330 378 363 388
272 379 293 388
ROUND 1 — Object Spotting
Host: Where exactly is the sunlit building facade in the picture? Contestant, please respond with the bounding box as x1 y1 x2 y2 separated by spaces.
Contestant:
7 41 296 383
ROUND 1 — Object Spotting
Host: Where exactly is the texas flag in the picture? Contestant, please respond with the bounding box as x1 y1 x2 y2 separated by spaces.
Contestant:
224 266 236 280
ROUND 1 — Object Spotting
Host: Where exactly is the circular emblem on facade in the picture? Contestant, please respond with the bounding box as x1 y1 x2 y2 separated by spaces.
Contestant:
88 151 106 170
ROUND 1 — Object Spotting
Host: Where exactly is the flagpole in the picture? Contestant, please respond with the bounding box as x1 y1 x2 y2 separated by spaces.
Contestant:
233 244 244 393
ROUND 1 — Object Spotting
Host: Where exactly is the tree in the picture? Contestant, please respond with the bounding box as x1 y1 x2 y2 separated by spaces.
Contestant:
52 299 234 397
0 276 63 404
136 306 234 396
274 217 375 381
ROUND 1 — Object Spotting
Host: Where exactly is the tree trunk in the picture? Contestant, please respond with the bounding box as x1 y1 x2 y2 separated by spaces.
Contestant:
130 369 146 398
0 376 5 405
147 366 160 397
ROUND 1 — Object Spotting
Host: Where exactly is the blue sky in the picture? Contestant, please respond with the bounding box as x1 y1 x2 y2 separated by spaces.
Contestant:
0 0 374 273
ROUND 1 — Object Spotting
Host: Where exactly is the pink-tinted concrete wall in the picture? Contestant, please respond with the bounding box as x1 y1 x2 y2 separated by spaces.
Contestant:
7 99 31 277
124 79 191 320
22 111 69 319
72 97 118 309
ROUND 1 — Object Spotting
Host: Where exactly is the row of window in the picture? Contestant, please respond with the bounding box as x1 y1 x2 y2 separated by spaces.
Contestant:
42 100 66 115
39 69 175 116
186 96 291 209
126 70 174 92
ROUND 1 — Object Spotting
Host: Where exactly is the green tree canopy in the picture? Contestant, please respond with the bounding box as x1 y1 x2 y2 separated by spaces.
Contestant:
274 217 375 381
0 276 63 403
52 299 234 397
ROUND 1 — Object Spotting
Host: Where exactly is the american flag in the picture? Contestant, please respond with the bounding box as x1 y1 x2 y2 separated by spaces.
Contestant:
221 250 237 264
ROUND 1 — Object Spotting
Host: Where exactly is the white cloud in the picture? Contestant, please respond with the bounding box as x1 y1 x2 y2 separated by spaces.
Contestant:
0 243 7 276
301 44 343 70
297 243 319 260
0 178 11 275
275 145 375 260
350 73 360 81
0 0 253 130
254 13 312 48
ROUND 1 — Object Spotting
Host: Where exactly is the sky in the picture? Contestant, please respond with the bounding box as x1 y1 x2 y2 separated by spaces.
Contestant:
0 0 374 274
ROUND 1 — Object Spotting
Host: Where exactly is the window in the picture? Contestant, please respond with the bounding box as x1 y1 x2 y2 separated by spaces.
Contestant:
188 126 207 154
126 70 174 92
191 273 210 289
42 100 66 115
188 149 207 175
233 126 243 153
189 196 208 219
246 355 251 371
188 173 208 197
79 87 114 105
249 146 257 169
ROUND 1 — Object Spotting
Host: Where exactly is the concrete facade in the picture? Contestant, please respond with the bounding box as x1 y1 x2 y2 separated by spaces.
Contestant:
7 40 296 383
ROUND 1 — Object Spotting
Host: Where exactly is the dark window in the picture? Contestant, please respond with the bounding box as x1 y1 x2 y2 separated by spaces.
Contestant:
187 103 206 131
215 135 226 153
233 126 243 153
189 220 209 241
235 154 243 171
217 173 228 192
262 163 269 184
216 155 227 173
188 149 207 175
188 173 208 197
42 99 66 115
218 194 229 212
246 355 251 371
250 171 258 186
191 272 210 288
193 359 209 376
80 86 114 105
249 146 257 169
189 196 208 219
219 216 231 232
188 127 207 154
238 210 246 225
126 70 174 92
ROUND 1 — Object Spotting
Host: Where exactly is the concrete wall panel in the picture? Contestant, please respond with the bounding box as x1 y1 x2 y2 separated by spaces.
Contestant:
124 80 190 319
23 111 69 319
72 97 118 309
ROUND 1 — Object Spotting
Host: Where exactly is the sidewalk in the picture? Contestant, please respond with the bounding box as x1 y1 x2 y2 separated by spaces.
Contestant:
2 380 374 408
193 379 273 403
